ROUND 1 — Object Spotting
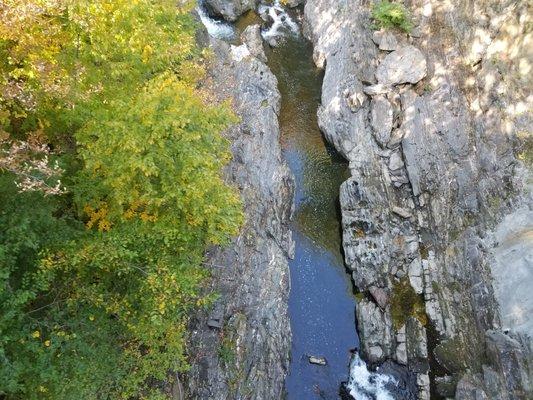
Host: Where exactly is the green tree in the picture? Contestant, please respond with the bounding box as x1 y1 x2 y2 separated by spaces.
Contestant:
0 1 242 399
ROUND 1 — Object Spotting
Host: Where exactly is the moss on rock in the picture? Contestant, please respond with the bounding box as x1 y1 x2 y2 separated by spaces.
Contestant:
390 277 428 330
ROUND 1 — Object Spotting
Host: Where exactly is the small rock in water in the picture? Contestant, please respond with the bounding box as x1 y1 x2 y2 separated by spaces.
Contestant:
267 37 278 47
308 355 327 366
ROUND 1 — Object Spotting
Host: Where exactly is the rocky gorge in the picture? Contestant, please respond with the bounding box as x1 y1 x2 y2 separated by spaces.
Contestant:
188 1 532 399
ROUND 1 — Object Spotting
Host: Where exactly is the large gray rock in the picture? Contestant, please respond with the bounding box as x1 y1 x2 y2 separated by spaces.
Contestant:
304 0 532 399
205 0 256 21
376 45 427 85
241 25 267 62
491 202 533 336
187 27 293 400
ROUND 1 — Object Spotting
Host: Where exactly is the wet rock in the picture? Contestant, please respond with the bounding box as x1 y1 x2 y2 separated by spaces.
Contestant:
435 375 458 397
406 317 428 365
417 373 431 400
395 342 407 365
455 374 489 400
395 325 408 364
376 45 427 86
379 360 419 399
266 37 278 48
370 95 393 147
204 0 256 22
308 355 327 365
368 345 383 361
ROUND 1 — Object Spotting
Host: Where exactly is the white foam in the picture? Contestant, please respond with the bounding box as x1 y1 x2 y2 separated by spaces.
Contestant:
346 354 396 400
259 0 299 41
196 2 236 40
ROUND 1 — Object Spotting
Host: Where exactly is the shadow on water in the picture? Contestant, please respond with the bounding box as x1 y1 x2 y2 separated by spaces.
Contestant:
266 33 359 399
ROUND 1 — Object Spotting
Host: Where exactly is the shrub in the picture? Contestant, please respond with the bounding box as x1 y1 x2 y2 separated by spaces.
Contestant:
371 1 413 33
0 0 242 399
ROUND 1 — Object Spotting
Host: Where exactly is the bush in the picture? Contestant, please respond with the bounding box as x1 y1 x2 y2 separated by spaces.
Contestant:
0 1 242 399
371 1 413 33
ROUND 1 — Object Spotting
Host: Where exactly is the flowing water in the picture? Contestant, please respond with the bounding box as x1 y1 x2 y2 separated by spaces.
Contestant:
263 23 359 400
198 3 398 398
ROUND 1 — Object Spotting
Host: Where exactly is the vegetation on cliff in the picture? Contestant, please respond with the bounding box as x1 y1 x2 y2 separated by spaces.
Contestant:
0 1 242 399
371 1 413 33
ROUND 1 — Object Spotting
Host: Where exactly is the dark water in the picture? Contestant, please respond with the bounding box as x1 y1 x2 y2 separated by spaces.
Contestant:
266 35 359 399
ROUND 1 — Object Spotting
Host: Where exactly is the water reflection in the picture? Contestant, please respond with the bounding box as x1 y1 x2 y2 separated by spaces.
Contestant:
267 36 350 260
267 33 358 399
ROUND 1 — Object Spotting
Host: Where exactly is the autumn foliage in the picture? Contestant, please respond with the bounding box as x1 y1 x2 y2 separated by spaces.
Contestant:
0 1 242 399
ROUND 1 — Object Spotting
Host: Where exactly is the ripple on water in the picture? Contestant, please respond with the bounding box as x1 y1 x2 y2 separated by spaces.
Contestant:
198 3 399 398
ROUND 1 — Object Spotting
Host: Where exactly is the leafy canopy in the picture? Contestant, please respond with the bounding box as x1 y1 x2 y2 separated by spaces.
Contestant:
371 1 413 33
0 1 242 399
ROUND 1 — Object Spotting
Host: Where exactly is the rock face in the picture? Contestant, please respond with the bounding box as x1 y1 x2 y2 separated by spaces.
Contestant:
186 26 294 399
204 0 256 21
304 0 532 398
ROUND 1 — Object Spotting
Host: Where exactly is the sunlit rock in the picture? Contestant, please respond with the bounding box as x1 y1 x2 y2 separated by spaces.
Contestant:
376 45 427 85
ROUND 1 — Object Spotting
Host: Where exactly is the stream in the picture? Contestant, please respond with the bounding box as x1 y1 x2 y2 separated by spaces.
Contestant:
198 2 397 398
263 19 358 400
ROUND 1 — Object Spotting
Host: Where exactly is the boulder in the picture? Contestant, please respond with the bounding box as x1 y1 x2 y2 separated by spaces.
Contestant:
376 46 427 85
369 286 389 309
205 0 256 22
241 25 267 62
408 258 424 294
